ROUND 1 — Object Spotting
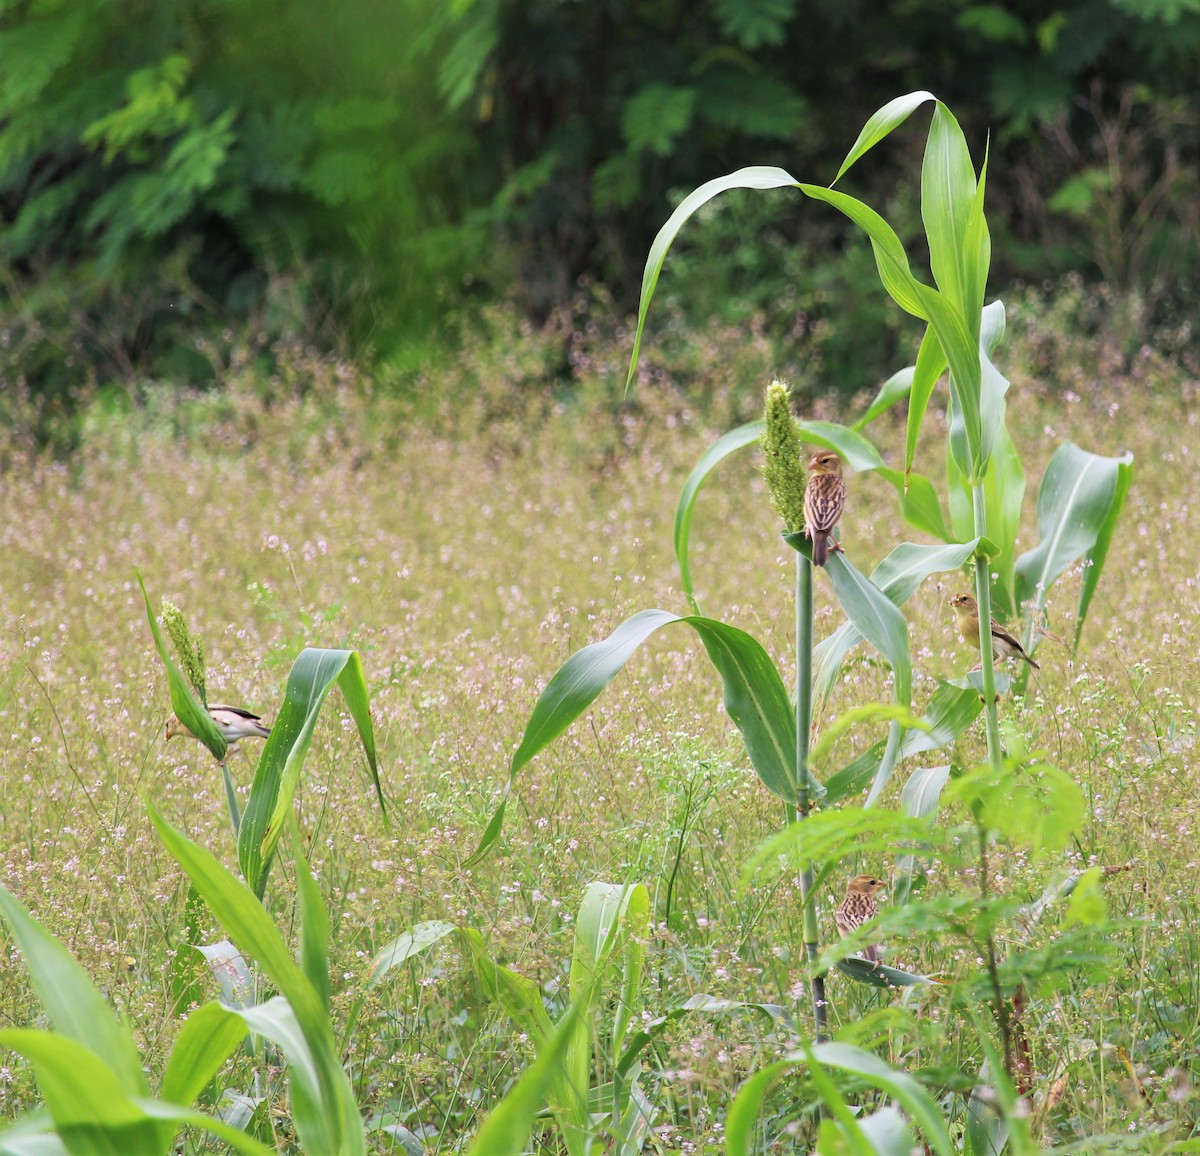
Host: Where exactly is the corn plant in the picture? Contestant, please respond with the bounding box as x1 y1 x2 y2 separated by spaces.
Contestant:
140 574 386 898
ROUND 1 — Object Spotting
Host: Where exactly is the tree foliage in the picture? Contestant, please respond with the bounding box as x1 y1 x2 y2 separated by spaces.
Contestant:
0 0 1196 394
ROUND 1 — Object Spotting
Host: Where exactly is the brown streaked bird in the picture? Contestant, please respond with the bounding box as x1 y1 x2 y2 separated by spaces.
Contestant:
835 874 887 962
804 450 846 567
165 704 272 762
950 593 1039 669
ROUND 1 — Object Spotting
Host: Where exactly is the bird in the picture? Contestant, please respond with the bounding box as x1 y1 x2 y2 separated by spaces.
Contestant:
165 704 272 762
835 874 887 962
950 593 1040 669
803 450 846 566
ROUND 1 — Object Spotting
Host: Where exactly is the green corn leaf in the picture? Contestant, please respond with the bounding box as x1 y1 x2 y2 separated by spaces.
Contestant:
833 90 937 184
809 1043 955 1156
469 609 802 863
807 1049 874 1154
160 1001 250 1110
724 1060 796 1156
0 1030 275 1156
626 166 798 390
855 1107 918 1154
904 323 948 483
139 573 227 761
237 647 382 899
797 420 886 470
798 185 928 319
813 540 987 704
853 366 914 430
820 550 912 704
293 828 331 1014
148 806 365 1156
367 921 458 987
901 765 952 822
464 996 590 1156
1014 442 1134 650
0 886 147 1099
0 1031 162 1151
922 102 979 324
834 958 942 989
675 421 764 612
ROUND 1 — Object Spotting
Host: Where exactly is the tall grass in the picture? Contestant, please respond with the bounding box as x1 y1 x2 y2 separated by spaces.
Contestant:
0 294 1196 1148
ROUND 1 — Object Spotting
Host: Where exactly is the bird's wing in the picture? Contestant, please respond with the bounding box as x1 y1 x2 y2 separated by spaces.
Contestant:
207 704 263 721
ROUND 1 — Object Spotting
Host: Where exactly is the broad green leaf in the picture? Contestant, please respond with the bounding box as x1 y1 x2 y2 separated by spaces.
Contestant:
161 1001 249 1109
0 1031 160 1147
798 185 928 318
899 682 983 757
562 882 650 1155
814 540 986 704
807 1050 873 1154
238 646 382 898
674 421 763 612
822 550 912 704
922 102 978 321
904 323 948 482
0 1031 277 1156
853 366 913 430
895 764 951 902
456 927 555 1045
797 420 886 471
139 574 227 761
0 886 147 1099
626 166 798 390
293 829 331 1013
148 807 365 1156
834 958 941 989
833 90 937 183
966 1060 1010 1156
809 1043 954 1156
725 1060 796 1156
856 1107 917 1154
470 609 801 863
886 469 953 541
464 997 590 1156
1013 442 1134 649
901 765 951 821
367 921 458 987
822 741 886 806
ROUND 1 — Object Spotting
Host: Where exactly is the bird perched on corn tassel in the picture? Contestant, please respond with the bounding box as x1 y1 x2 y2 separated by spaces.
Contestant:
165 704 271 762
950 593 1039 669
835 874 887 962
803 450 846 566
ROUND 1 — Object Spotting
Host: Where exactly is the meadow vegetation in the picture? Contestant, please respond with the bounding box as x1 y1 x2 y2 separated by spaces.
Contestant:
0 268 1197 1149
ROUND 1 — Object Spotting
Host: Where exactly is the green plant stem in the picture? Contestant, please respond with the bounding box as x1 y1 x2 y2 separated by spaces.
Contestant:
971 486 1003 771
794 552 828 1039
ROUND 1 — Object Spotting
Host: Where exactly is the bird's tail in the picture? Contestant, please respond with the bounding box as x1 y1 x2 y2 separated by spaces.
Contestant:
862 943 881 963
1020 652 1040 670
811 532 828 567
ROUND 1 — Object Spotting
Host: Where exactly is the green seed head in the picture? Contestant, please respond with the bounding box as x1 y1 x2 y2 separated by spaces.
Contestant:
162 600 207 705
761 380 806 534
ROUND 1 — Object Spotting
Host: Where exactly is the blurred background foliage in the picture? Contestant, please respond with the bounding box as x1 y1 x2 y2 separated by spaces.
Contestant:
1 0 1198 434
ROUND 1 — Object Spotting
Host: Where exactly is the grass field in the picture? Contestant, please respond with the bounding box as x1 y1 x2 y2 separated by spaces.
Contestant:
0 296 1197 1152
